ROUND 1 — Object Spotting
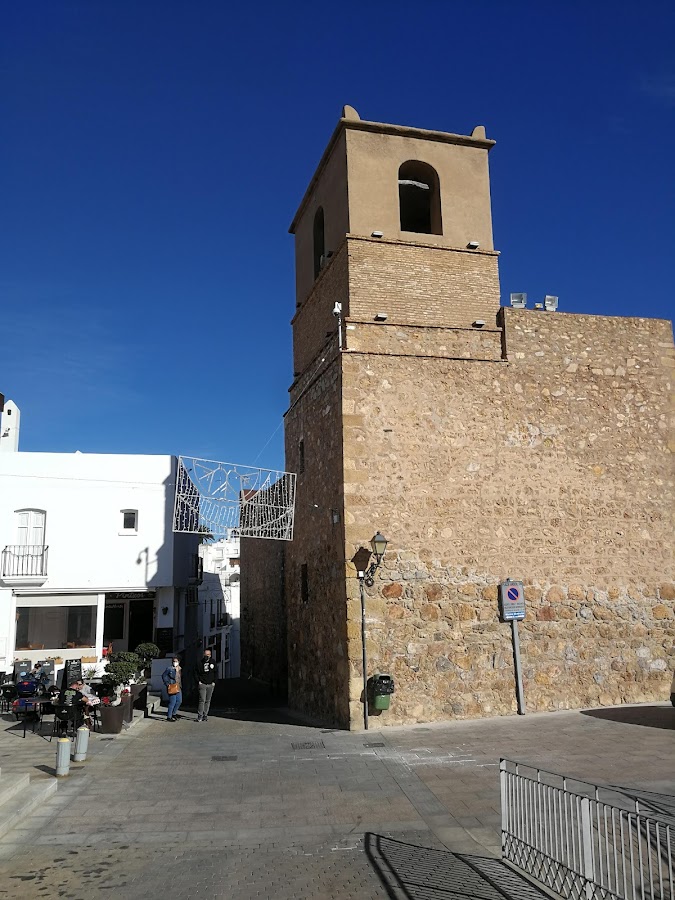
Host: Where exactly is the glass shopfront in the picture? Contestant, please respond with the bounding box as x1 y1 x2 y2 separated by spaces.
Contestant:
15 602 97 651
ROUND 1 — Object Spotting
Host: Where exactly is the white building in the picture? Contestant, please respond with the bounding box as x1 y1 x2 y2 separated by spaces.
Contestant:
0 402 199 679
197 535 240 678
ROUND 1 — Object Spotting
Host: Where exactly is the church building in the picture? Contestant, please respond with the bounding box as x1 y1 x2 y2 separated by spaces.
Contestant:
241 107 674 730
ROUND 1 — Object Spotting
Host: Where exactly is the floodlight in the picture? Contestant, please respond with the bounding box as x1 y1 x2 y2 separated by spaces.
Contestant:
467 241 480 250
371 231 384 238
374 312 388 322
544 295 559 311
472 320 485 328
510 293 527 308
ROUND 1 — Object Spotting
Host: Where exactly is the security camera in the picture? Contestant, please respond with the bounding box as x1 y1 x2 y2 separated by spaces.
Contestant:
332 302 342 317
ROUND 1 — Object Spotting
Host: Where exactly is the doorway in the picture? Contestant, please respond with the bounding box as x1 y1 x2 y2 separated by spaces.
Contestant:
128 597 154 653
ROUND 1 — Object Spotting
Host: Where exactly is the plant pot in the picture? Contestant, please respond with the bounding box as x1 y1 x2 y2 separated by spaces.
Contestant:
100 703 124 734
130 683 148 713
121 695 133 724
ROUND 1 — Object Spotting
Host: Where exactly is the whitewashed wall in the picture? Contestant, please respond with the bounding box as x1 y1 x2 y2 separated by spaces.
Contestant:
0 452 183 673
199 536 241 678
0 453 176 588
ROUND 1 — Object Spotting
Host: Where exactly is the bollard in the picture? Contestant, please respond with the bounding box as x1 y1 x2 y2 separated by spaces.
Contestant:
73 725 89 762
55 737 71 777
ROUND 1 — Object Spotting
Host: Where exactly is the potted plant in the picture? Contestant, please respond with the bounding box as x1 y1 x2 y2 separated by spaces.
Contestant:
120 688 133 724
107 651 142 670
100 660 138 733
134 643 161 679
99 695 124 734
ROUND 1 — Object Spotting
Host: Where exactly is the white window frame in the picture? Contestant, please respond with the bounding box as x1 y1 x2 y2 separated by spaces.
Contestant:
15 509 46 547
119 509 138 536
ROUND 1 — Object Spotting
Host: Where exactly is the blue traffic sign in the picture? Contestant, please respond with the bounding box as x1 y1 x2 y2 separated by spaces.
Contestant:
499 580 526 621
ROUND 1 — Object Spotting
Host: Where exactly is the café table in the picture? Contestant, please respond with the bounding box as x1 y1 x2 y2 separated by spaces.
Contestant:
16 696 54 738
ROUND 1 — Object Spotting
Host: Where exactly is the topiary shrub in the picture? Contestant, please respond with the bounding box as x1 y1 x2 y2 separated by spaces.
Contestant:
102 660 139 689
108 651 142 669
134 643 161 664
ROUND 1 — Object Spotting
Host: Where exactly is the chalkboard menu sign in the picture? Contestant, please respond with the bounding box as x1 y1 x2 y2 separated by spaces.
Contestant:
60 658 83 690
155 628 174 656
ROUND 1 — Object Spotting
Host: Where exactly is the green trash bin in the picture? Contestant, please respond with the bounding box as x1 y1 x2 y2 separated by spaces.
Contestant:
368 674 395 711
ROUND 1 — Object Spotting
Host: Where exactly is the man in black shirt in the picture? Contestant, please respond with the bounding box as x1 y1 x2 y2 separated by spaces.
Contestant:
195 648 217 722
59 679 89 729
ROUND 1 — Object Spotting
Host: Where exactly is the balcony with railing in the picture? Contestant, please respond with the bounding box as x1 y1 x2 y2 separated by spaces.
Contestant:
1 545 49 584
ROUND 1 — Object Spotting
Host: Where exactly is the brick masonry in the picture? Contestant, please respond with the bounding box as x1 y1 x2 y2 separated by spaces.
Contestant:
292 242 348 374
347 236 501 329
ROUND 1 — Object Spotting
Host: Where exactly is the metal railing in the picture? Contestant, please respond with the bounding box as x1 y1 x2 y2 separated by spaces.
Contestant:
501 759 674 900
1 544 49 578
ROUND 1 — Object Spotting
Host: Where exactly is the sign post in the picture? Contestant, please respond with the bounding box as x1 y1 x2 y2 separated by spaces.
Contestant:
499 580 526 715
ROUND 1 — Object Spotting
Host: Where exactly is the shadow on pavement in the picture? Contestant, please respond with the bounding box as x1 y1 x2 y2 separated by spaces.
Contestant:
178 677 313 727
580 705 674 730
364 834 548 899
605 786 675 821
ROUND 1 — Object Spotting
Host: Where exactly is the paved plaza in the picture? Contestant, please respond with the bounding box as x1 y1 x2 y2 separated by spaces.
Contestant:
0 699 673 899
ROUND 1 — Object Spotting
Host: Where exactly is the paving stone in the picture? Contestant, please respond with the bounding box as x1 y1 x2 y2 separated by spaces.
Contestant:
0 703 673 897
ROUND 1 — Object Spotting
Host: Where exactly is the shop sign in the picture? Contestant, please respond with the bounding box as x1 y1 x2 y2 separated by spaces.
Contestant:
61 658 83 690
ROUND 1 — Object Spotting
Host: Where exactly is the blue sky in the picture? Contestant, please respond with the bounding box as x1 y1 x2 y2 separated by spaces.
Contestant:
2 1 673 470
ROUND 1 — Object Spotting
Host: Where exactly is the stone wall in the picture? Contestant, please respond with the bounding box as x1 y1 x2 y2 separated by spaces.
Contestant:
240 536 286 694
341 309 675 727
284 353 351 726
345 321 503 362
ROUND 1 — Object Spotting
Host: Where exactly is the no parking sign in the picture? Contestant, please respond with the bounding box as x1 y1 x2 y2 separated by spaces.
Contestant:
499 580 526 621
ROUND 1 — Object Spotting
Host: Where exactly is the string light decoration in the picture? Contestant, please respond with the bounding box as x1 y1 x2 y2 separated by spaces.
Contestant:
173 456 296 541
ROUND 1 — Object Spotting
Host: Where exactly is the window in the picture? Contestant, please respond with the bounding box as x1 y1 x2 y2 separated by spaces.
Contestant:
398 161 442 235
15 604 97 651
121 509 138 532
298 439 305 475
229 557 240 567
301 563 309 605
313 207 325 280
16 509 46 547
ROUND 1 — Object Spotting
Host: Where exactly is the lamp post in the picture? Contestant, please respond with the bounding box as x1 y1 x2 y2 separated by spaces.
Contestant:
357 531 388 730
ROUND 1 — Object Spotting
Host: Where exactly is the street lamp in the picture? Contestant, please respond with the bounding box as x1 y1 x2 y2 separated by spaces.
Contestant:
357 531 388 730
364 532 388 587
370 531 388 563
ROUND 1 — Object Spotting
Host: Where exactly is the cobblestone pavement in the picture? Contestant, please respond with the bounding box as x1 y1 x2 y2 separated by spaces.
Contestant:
0 702 672 898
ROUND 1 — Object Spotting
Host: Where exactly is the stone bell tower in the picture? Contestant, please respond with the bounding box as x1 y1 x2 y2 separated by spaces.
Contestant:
289 105 501 377
283 107 504 728
242 105 674 732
